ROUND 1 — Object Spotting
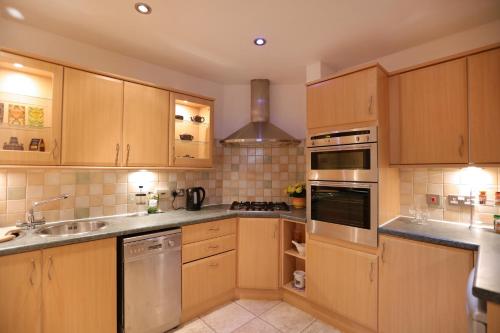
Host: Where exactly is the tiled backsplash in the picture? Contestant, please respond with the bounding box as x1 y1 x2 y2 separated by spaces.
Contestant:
221 142 306 203
400 167 500 225
0 168 222 227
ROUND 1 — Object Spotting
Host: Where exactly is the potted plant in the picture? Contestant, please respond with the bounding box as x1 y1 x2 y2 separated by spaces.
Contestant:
285 183 306 209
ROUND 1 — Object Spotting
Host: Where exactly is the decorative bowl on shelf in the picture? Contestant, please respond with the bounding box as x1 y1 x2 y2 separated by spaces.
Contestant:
179 133 194 141
190 115 205 123
175 115 184 120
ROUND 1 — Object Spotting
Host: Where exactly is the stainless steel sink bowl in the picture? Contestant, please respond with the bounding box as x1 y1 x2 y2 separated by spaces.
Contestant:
37 220 108 237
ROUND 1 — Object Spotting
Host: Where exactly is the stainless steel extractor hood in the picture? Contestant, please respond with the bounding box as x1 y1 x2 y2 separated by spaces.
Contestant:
220 79 300 146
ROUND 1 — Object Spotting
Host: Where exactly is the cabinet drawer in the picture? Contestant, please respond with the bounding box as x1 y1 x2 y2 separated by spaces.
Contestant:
182 218 236 244
182 250 236 311
182 234 236 263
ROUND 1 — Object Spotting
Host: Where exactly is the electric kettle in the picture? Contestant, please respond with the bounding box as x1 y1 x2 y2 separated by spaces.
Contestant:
185 187 205 211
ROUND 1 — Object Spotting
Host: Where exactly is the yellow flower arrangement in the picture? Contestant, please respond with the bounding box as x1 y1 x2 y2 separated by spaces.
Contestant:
285 183 306 198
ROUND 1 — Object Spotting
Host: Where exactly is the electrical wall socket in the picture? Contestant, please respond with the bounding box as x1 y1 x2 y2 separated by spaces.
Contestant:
173 189 185 197
426 194 442 208
447 195 474 207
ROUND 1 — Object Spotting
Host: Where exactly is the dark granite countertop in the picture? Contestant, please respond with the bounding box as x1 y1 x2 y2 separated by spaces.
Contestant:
380 217 500 304
0 205 306 257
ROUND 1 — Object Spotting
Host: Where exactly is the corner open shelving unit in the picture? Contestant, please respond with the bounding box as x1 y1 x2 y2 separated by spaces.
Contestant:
281 218 306 297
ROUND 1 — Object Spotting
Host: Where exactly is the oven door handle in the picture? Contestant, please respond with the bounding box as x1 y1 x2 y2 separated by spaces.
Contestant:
308 143 375 153
308 180 375 189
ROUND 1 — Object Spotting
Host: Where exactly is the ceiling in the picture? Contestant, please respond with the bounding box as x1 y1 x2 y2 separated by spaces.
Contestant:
1 0 500 83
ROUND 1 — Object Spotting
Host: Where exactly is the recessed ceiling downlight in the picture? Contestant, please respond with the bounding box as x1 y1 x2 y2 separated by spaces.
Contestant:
5 7 24 20
254 37 266 46
135 3 152 14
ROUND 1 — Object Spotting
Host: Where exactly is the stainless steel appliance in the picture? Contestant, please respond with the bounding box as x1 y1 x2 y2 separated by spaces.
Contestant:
186 187 205 211
307 126 378 182
306 126 379 247
121 229 181 333
229 201 290 211
307 181 378 247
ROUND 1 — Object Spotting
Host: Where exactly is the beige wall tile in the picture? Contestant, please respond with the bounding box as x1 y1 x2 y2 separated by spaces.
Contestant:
8 172 26 187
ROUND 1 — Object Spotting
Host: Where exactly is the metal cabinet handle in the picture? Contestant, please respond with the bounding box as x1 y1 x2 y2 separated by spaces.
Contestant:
458 135 465 157
368 96 373 114
115 143 120 166
208 226 220 232
208 262 219 267
126 144 131 165
48 256 54 281
369 262 374 282
51 139 58 160
208 244 219 249
380 242 386 263
29 259 35 286
273 223 278 240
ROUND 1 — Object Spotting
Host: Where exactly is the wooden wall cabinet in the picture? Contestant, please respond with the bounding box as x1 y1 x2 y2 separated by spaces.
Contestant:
379 235 473 333
237 218 280 290
170 92 214 168
0 238 116 333
181 218 236 321
62 68 123 166
307 239 378 331
307 67 380 130
468 48 500 164
123 82 169 167
0 51 63 165
390 58 468 164
0 250 42 333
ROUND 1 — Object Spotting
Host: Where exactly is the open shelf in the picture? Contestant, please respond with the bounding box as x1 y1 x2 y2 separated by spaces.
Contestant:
284 248 305 260
175 139 209 145
283 281 305 296
281 219 307 298
175 118 210 127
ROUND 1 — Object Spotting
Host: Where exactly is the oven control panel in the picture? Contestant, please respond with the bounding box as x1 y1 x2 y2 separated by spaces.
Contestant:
308 126 377 147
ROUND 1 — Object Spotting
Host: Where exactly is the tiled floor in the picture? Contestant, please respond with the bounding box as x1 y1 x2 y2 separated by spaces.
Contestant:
171 300 341 333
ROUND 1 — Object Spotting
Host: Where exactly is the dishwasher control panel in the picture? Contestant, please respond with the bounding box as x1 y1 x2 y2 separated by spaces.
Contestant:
123 229 181 260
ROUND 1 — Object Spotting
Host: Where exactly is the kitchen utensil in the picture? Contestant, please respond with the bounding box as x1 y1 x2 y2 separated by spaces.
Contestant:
179 134 194 141
186 187 205 211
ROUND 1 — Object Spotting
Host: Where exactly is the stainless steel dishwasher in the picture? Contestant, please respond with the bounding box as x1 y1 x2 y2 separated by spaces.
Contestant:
121 229 181 333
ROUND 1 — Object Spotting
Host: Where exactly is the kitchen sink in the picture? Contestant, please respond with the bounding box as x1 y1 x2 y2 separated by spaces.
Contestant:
37 220 108 237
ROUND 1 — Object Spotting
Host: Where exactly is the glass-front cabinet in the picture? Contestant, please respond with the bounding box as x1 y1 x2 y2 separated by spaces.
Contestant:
0 51 63 165
170 92 214 167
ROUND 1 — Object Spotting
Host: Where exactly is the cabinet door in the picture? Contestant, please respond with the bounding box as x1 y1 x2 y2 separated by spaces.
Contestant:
394 58 468 164
0 250 42 333
379 235 473 333
307 78 343 129
307 239 378 331
42 238 116 333
237 218 279 289
0 51 63 165
343 67 378 124
123 82 169 166
182 250 236 314
62 68 123 166
468 48 500 163
170 93 214 168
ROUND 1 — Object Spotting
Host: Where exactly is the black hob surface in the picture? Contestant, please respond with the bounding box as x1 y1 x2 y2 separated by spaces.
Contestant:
229 201 290 211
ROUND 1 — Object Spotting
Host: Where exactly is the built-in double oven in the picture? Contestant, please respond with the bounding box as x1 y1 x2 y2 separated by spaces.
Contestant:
306 127 378 247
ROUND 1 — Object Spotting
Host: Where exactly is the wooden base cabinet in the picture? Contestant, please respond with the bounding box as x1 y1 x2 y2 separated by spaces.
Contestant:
307 239 378 331
0 250 42 333
182 251 236 314
379 235 473 333
237 218 280 290
0 239 116 333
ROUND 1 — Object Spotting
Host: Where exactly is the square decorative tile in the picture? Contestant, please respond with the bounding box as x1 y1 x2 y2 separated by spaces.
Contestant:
171 319 215 333
235 299 281 316
260 302 314 333
232 318 279 333
302 320 341 333
201 302 254 333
